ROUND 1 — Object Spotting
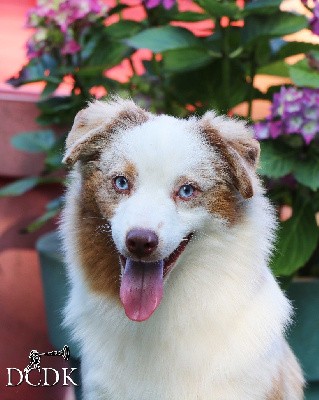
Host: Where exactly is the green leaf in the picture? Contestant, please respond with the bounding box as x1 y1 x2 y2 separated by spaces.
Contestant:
258 141 298 178
273 41 319 60
257 60 289 77
289 59 319 88
243 0 281 16
44 133 65 170
243 13 308 44
163 47 213 72
41 54 59 71
271 200 319 276
41 81 60 99
194 0 240 18
38 96 77 113
126 26 201 53
105 20 143 40
11 130 56 153
169 58 257 112
294 157 319 191
171 11 210 22
25 208 60 233
45 152 64 170
7 60 49 87
36 96 83 125
46 196 64 211
0 177 41 197
79 32 104 62
86 41 132 70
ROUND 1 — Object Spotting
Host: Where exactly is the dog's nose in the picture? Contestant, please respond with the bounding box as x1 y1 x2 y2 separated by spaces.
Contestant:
126 229 159 258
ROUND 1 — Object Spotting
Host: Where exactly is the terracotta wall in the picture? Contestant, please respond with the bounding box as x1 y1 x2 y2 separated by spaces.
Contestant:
0 95 69 399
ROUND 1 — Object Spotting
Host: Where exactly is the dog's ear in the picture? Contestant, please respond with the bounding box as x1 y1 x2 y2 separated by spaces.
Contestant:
63 98 149 166
201 112 260 199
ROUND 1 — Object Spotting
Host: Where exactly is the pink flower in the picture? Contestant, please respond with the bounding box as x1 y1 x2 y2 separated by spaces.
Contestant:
162 0 176 9
144 0 176 10
61 39 81 55
25 0 107 59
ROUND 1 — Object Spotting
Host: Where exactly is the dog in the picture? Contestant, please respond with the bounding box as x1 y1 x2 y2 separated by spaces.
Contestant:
60 97 304 400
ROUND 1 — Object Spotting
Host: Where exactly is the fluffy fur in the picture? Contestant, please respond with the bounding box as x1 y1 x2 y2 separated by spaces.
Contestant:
60 98 304 400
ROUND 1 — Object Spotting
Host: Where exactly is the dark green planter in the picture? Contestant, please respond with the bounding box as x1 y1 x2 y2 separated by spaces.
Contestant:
36 231 81 398
37 231 319 399
287 280 319 399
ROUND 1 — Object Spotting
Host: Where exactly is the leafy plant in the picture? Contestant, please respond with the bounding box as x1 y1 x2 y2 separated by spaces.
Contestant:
254 86 319 278
0 130 65 232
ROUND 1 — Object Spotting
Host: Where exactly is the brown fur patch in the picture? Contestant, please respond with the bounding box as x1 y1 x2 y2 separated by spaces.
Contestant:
228 138 260 169
200 123 254 199
75 158 138 299
187 181 243 225
204 182 242 225
64 107 149 166
81 164 117 220
123 161 137 183
76 166 121 300
174 174 242 225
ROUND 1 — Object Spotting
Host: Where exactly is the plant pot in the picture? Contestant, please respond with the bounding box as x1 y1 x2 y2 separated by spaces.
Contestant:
36 230 81 398
286 279 319 400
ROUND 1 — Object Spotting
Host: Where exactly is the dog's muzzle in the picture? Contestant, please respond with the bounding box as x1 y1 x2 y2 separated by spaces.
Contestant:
120 232 193 322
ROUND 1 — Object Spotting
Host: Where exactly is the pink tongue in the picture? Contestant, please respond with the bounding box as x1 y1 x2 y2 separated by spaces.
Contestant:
120 259 164 322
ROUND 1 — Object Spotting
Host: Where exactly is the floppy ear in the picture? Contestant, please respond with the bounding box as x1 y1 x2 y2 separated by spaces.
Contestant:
201 112 260 199
63 98 149 166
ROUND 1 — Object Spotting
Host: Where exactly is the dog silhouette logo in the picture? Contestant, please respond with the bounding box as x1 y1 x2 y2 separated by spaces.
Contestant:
24 345 70 374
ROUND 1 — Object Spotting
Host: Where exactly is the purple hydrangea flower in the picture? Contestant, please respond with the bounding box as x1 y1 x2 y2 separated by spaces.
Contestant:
301 121 317 144
310 1 319 36
285 113 303 134
254 86 319 144
269 120 283 139
254 122 270 140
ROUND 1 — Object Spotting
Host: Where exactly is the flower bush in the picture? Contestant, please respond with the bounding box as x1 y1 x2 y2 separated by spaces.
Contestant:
26 0 107 58
2 0 319 278
255 87 319 144
254 85 319 278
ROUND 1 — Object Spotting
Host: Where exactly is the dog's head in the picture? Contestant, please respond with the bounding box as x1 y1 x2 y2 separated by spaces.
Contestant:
64 98 260 322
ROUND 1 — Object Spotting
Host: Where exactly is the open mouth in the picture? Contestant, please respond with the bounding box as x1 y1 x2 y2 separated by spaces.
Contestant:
120 232 193 276
119 233 193 322
162 232 193 276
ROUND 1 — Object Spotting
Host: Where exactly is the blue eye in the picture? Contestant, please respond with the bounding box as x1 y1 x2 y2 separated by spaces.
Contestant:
113 176 129 192
178 184 195 199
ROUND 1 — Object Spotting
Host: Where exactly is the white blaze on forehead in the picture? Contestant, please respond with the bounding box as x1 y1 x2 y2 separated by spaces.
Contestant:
100 115 216 260
102 115 216 187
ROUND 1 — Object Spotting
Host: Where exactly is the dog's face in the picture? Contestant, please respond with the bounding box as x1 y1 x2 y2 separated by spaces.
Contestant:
64 98 260 322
